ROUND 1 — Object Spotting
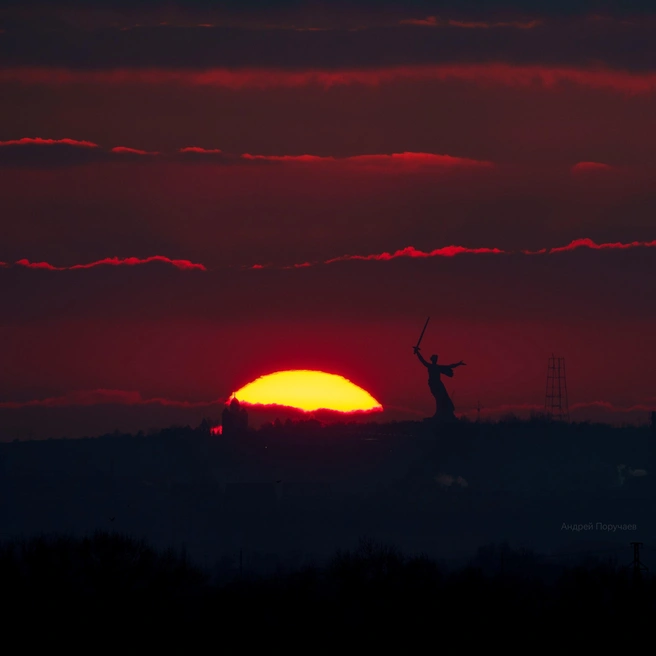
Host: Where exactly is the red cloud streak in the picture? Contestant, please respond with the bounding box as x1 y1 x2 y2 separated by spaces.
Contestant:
325 245 506 264
347 152 493 167
2 240 654 274
400 16 440 26
179 146 222 153
248 238 656 269
0 137 99 148
0 390 220 409
242 153 332 162
400 16 542 29
111 146 159 155
447 19 543 29
9 256 207 271
240 151 492 167
5 64 656 93
549 238 656 254
0 142 490 166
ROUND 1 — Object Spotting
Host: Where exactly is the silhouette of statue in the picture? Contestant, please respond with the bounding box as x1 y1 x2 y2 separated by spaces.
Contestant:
414 346 465 421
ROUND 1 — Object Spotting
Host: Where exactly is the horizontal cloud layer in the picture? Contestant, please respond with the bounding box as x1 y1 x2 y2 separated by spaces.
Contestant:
472 400 655 416
3 139 640 174
5 256 207 271
179 146 222 154
3 17 656 72
0 0 650 22
400 16 543 28
241 152 493 167
0 389 221 409
324 245 505 264
2 239 655 274
0 139 495 169
249 238 656 269
5 63 656 93
571 161 615 173
0 392 650 419
110 146 159 155
0 137 98 148
549 238 656 253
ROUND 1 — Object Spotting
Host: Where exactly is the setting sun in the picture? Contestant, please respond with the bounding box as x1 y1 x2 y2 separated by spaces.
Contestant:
229 370 383 413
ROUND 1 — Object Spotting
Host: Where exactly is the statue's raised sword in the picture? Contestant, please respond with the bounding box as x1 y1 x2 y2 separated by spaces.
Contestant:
413 317 430 353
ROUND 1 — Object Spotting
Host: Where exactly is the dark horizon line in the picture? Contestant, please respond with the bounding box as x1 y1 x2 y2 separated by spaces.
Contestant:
2 414 653 445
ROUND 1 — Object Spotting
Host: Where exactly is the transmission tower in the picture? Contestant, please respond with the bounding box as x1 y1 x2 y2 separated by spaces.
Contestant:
545 354 569 421
628 542 648 583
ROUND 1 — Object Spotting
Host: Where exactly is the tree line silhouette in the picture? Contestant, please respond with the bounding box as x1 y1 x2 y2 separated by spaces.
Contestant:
2 531 655 641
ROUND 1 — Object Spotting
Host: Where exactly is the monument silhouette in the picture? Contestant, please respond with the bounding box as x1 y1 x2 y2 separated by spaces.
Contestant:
412 318 465 421
414 349 465 421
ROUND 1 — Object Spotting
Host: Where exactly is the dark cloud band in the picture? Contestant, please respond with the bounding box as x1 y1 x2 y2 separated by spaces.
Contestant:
3 17 656 71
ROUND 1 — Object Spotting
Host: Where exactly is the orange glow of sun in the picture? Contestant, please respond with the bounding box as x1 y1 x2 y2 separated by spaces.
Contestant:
229 370 383 413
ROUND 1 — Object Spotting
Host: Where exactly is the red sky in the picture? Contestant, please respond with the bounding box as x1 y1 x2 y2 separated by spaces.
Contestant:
1 1 655 437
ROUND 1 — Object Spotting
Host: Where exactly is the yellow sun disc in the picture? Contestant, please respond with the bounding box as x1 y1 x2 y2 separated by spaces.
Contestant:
230 370 382 413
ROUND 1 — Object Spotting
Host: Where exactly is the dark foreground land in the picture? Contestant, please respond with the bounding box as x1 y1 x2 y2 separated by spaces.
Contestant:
1 417 654 569
3 531 655 643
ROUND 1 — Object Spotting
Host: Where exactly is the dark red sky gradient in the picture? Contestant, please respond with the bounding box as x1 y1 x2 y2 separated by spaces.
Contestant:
1 1 655 437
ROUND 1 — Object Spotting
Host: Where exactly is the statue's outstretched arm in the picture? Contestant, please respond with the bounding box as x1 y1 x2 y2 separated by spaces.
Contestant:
415 350 429 367
446 360 466 368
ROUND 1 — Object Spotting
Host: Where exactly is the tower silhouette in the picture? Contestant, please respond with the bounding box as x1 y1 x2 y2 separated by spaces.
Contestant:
545 354 569 421
628 542 648 583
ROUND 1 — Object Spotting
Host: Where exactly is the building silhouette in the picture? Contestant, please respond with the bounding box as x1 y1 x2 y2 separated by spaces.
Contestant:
222 398 248 435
